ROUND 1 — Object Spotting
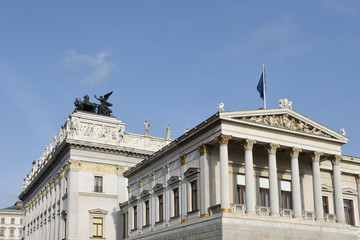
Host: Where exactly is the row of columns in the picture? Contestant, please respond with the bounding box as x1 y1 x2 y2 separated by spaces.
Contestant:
216 134 345 222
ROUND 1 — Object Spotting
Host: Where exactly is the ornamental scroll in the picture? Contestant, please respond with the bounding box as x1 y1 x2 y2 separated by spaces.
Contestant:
241 114 331 138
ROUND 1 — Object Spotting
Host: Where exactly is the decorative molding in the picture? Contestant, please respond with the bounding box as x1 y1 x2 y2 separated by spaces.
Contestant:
198 145 213 155
179 155 186 165
129 195 139 204
355 175 360 183
266 143 280 154
153 183 165 193
140 190 151 199
311 152 323 162
215 134 232 145
184 168 200 179
241 114 331 138
244 139 256 151
290 148 302 158
342 187 358 196
163 164 170 173
321 184 333 193
149 172 156 181
88 208 108 215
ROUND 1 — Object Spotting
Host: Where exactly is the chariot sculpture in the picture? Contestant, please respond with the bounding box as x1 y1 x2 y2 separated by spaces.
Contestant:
74 91 113 116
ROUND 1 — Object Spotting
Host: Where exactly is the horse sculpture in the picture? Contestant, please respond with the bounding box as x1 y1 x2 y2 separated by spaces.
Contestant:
74 95 98 113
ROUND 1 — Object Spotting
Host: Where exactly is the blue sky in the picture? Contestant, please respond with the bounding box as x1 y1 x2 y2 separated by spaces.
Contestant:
0 0 359 208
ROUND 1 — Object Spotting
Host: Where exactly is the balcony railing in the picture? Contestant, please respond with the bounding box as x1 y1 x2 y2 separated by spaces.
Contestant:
302 211 316 221
256 206 271 216
280 209 294 218
325 213 337 223
231 204 246 214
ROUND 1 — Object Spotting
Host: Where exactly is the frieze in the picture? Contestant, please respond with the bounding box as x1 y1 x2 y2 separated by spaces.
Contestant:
241 114 331 138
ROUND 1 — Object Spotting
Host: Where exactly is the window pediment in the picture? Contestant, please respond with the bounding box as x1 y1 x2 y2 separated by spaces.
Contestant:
167 176 181 186
342 187 358 196
129 195 139 204
153 183 165 193
321 184 333 193
140 190 151 199
184 168 200 179
89 208 108 215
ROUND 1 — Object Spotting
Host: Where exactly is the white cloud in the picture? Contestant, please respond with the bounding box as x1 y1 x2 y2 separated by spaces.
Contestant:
321 0 360 17
62 50 117 85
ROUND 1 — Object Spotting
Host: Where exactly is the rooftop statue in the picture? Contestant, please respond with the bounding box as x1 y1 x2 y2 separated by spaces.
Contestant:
74 92 114 116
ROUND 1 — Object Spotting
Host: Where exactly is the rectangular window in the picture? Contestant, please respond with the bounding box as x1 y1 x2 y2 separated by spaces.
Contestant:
94 176 103 193
11 218 15 224
237 185 246 204
158 195 164 222
122 212 128 239
322 196 329 214
10 229 15 237
20 218 23 225
190 180 198 211
0 228 4 237
92 217 103 237
19 229 22 237
173 188 180 217
260 188 270 207
0 218 4 224
281 191 292 209
133 205 137 229
144 200 150 226
344 199 354 225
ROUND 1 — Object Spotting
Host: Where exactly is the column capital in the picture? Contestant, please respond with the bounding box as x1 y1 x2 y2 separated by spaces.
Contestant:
179 155 186 165
290 147 302 158
163 164 170 173
311 151 323 162
330 155 342 165
266 143 280 154
244 139 256 150
198 145 213 155
355 175 360 183
149 172 156 181
215 134 232 145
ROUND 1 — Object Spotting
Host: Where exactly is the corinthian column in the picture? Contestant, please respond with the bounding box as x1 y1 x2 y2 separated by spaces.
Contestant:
267 143 280 216
290 148 302 218
331 155 345 223
311 151 324 220
215 134 232 212
244 139 256 213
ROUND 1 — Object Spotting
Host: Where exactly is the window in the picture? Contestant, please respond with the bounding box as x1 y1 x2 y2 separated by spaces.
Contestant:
190 180 199 211
20 218 23 225
344 199 354 225
19 228 22 237
237 174 246 204
11 218 15 224
94 176 103 193
10 229 15 237
280 180 292 209
259 177 270 207
0 228 5 237
0 218 4 224
92 217 103 237
133 205 137 229
322 196 329 214
173 188 180 217
158 195 164 222
144 200 150 226
122 212 128 239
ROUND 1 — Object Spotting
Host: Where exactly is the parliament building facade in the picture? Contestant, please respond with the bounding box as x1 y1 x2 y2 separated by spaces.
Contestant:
19 99 360 239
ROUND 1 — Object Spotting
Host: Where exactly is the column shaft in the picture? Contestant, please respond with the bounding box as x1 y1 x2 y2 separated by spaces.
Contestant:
291 148 302 217
312 152 324 220
332 156 345 223
244 139 256 213
268 144 280 215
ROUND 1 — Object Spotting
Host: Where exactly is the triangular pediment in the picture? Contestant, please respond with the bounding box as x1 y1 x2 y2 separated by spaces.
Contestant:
220 108 348 143
342 187 358 196
321 184 333 192
89 208 108 215
167 176 181 185
140 190 151 199
129 195 139 203
184 168 200 178
153 183 165 192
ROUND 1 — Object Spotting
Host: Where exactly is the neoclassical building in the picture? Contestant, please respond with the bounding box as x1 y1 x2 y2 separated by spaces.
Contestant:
122 103 360 239
19 110 171 240
0 201 23 240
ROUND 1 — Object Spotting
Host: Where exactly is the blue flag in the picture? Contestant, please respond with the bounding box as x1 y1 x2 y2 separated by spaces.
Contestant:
257 73 264 100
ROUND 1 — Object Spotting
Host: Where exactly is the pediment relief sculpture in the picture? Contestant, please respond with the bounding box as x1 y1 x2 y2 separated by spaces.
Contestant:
240 114 331 138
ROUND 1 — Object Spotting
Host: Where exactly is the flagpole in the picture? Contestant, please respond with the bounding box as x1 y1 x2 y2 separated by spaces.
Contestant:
262 62 267 109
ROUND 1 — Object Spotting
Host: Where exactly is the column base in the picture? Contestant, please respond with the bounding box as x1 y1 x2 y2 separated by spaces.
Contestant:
200 213 210 218
220 208 232 213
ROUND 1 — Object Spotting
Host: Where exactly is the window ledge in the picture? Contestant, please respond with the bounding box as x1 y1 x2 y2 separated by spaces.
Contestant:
170 215 180 220
187 210 199 214
90 237 106 240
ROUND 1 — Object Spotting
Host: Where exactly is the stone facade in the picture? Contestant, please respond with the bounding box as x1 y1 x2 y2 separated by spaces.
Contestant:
19 111 171 240
0 201 23 240
122 108 360 240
